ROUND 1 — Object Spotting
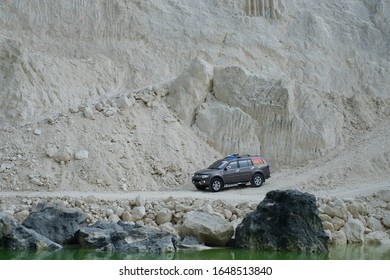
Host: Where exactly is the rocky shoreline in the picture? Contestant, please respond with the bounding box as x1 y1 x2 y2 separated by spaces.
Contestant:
1 189 390 248
318 190 390 245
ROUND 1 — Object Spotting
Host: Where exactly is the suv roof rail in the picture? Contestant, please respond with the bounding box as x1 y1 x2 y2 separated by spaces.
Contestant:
224 154 255 160
225 154 239 159
224 154 267 160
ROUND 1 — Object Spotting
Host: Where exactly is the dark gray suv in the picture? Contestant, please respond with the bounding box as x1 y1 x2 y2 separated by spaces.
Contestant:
192 154 271 192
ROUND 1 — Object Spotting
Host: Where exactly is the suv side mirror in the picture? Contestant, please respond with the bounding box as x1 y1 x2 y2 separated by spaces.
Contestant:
224 166 231 171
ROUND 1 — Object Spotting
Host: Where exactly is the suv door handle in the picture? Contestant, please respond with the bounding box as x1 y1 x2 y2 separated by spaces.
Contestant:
236 169 240 172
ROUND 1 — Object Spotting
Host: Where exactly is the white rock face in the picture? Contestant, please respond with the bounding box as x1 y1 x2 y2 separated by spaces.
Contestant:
1 0 388 131
166 58 214 126
212 66 345 166
245 0 285 19
0 0 390 191
194 100 261 155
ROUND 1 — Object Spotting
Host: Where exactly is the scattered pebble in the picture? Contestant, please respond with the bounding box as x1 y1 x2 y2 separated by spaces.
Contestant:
83 107 95 120
75 150 89 160
52 146 73 163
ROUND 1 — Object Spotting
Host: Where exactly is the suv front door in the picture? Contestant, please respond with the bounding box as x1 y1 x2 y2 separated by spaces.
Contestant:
223 160 240 184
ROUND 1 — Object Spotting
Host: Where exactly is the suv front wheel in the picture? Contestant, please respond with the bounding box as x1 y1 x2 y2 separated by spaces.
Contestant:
209 178 224 192
251 173 264 188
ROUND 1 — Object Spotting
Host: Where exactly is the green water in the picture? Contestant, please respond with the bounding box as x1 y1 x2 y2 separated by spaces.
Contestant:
1 244 390 260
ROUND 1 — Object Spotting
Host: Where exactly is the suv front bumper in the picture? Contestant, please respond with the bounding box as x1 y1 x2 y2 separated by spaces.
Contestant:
191 176 211 186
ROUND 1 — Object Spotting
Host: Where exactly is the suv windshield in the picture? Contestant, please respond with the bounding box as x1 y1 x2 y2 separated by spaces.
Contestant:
208 160 228 169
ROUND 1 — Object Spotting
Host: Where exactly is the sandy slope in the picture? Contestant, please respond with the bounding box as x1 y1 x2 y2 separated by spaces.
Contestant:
1 119 389 204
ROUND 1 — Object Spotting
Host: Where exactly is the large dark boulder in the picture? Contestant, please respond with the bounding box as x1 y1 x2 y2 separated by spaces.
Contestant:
1 212 62 251
22 202 88 245
234 190 328 253
2 224 62 251
77 221 178 253
76 221 124 251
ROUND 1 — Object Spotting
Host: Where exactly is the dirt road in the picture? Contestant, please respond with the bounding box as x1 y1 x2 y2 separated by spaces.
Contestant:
1 176 389 206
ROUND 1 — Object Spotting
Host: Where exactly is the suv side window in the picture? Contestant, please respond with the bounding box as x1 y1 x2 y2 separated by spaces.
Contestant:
227 161 238 169
238 159 253 168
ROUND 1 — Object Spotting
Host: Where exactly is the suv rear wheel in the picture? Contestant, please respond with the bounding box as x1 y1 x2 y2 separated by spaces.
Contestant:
210 178 224 192
251 173 264 187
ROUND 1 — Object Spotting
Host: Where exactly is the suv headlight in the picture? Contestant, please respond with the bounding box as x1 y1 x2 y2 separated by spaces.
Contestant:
200 174 210 179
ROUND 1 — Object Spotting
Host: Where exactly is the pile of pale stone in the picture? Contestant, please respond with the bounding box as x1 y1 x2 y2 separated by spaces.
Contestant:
3 190 390 247
317 191 390 245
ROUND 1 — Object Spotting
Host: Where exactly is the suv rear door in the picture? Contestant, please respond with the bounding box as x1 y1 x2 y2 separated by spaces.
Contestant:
238 159 254 182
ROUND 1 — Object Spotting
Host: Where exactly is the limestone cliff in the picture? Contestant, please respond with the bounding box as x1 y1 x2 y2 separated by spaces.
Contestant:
0 0 389 190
